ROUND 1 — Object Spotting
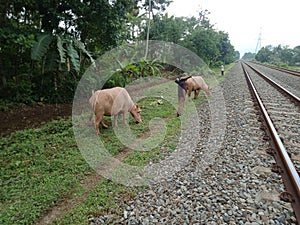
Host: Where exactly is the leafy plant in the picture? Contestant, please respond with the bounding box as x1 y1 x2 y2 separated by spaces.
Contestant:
31 34 53 61
105 58 163 88
135 58 163 77
31 33 94 74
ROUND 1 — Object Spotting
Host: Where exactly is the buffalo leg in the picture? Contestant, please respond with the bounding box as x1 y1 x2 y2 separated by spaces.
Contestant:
187 89 192 101
194 89 200 99
122 112 128 125
113 114 119 127
94 113 103 134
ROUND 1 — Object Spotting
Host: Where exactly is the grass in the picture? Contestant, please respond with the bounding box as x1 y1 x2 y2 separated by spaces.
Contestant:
0 95 182 224
123 96 180 166
96 95 178 156
0 119 92 224
1 68 227 224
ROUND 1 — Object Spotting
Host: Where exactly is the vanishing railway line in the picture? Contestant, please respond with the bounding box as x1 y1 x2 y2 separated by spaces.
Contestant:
250 61 300 77
246 61 300 99
241 61 300 222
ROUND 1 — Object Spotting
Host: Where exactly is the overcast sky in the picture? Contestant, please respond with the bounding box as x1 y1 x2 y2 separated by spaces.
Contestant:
166 0 300 57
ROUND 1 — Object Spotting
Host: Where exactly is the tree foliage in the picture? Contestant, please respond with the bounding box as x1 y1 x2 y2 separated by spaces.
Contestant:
1 0 238 104
242 52 256 60
139 12 237 66
0 0 139 103
255 45 300 66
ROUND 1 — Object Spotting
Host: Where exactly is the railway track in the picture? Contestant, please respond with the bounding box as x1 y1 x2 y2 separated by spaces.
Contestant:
250 61 300 77
241 61 300 222
246 61 300 99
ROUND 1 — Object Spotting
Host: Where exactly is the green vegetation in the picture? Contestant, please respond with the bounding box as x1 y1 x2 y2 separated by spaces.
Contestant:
105 58 164 88
1 0 238 223
254 45 300 67
0 119 92 224
0 116 132 224
0 70 222 224
1 0 237 105
139 12 238 66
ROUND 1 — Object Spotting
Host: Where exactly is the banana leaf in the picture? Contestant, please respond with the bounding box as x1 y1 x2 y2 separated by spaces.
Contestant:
31 34 53 61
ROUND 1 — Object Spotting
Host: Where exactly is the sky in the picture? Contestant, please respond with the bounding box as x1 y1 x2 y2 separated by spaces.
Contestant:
166 0 300 57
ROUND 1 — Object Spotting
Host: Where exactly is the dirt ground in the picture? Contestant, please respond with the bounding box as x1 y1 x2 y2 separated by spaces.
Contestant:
0 103 72 137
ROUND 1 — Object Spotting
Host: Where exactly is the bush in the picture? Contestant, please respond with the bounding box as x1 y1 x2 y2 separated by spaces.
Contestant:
104 59 163 89
3 77 36 104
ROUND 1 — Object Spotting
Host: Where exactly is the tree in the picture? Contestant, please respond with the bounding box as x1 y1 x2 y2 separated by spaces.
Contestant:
242 52 256 60
184 27 219 66
1 0 239 103
255 44 299 66
235 51 241 60
139 10 236 66
140 14 189 43
278 45 293 65
183 23 236 66
0 0 141 103
215 31 236 64
255 45 272 63
292 46 300 66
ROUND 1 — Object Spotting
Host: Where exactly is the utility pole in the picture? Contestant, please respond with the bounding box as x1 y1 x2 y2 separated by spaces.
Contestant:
255 29 262 54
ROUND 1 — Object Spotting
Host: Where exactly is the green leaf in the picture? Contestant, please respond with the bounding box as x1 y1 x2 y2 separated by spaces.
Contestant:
74 39 95 66
67 42 80 73
44 49 59 72
31 34 53 61
57 35 66 64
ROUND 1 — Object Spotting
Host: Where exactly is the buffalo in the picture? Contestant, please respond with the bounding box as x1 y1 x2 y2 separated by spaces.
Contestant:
89 87 142 134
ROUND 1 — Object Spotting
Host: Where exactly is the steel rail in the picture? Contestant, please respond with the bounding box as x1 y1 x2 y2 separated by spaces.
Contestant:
241 62 300 222
249 61 300 77
244 62 300 106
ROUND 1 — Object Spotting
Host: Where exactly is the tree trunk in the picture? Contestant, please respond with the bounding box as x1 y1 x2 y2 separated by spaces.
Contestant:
145 0 151 59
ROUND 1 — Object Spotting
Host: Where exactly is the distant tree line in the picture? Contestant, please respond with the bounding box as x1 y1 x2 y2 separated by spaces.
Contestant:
255 45 300 66
0 0 238 104
241 52 256 60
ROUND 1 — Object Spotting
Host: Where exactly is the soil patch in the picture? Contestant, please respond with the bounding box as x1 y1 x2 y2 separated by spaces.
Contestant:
0 103 72 137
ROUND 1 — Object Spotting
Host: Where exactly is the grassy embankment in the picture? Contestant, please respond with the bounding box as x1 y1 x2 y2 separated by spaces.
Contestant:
0 67 229 224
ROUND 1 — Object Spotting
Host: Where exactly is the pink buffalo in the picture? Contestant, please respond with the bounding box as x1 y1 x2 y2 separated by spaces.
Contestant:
185 76 212 100
89 87 142 134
